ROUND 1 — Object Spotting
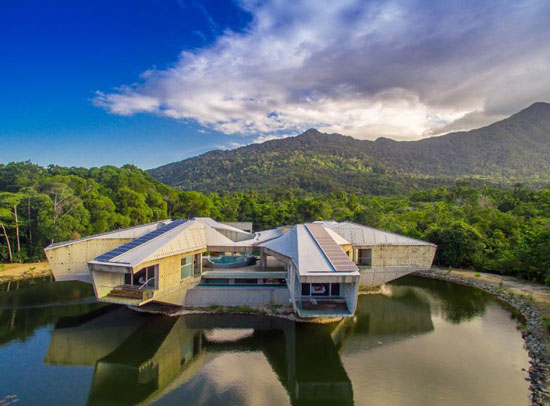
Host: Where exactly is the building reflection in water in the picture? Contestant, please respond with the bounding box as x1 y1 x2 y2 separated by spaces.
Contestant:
43 282 442 406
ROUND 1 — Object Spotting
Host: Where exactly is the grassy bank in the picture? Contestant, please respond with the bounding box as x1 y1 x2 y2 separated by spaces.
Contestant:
0 261 52 283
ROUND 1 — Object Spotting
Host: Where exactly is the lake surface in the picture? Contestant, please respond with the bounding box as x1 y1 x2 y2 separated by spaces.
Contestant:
0 275 529 406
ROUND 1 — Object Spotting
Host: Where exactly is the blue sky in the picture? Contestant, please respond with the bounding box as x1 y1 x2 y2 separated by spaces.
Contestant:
1 0 549 169
1 0 253 168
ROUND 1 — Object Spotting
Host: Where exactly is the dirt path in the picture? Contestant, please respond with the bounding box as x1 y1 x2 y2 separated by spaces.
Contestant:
0 261 52 283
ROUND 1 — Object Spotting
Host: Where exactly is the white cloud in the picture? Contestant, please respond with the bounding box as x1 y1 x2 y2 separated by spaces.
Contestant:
94 0 550 140
252 133 294 144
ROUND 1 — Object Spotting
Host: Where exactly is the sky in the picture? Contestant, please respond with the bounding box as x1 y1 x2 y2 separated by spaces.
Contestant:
1 0 549 169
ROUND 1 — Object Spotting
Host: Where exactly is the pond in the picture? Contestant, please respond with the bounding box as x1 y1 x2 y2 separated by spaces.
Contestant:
0 275 529 406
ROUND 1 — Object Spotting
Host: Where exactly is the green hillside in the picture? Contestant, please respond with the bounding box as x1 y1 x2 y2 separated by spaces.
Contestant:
149 102 550 193
1 162 549 285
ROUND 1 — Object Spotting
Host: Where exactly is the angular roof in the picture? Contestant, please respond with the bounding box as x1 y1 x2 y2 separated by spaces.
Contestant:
193 217 251 236
221 221 253 232
233 227 283 247
45 220 173 250
319 221 435 247
261 224 358 275
90 220 206 268
324 227 350 245
203 223 235 246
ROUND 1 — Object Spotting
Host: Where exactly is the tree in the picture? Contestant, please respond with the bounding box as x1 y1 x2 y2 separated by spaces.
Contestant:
0 207 13 262
426 222 486 269
0 192 25 262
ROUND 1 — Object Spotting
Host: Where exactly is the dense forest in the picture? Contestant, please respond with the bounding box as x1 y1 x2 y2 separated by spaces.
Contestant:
1 162 549 284
149 102 550 193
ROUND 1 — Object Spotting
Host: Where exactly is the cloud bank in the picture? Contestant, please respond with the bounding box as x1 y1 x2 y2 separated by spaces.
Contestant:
94 0 550 140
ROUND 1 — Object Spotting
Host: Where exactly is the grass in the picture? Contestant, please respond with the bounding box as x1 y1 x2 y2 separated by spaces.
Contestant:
474 272 481 278
359 284 382 293
232 305 254 313
204 304 255 313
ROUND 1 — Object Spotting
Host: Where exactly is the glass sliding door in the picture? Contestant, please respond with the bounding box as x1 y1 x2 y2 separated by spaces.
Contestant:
134 265 158 289
193 254 201 277
301 282 342 298
181 255 194 280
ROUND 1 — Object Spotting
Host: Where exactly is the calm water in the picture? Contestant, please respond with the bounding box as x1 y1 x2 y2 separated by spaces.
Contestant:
0 276 529 406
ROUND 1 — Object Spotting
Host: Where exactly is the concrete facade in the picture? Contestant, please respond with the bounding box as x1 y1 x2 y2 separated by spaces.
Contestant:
45 218 436 318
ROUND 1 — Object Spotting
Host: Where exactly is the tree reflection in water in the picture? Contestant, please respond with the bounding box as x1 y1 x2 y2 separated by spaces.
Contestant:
42 277 438 406
390 275 492 323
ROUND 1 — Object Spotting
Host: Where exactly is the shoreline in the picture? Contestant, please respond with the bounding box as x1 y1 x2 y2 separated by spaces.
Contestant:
135 269 550 405
415 268 550 406
130 303 344 324
0 261 52 284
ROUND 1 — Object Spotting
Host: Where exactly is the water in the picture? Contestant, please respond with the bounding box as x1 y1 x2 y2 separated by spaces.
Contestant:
0 276 529 406
210 255 251 264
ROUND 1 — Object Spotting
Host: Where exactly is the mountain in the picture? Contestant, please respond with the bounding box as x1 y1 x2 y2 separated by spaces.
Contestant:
149 102 550 194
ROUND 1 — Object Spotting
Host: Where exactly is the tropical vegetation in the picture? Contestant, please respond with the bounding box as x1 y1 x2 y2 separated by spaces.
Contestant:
1 161 549 284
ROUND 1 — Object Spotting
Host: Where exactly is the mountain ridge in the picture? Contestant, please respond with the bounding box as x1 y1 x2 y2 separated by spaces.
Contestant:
149 102 550 194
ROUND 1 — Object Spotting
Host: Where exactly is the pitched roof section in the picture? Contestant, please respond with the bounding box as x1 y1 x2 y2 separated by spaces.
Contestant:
90 220 206 267
193 217 251 237
93 220 187 263
261 224 358 275
233 227 283 247
44 220 173 250
305 223 357 272
203 224 235 246
320 221 436 246
324 227 350 245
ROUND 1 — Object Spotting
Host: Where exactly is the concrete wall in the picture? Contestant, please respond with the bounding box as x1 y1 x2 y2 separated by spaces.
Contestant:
352 244 436 288
46 238 133 281
353 245 436 268
217 229 253 242
130 249 204 306
184 287 290 307
91 270 125 298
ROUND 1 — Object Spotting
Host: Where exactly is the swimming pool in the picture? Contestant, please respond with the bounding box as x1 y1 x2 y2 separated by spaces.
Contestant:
204 255 256 269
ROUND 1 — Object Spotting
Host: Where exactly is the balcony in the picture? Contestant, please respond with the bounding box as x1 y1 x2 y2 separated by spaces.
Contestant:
103 284 155 306
296 298 352 318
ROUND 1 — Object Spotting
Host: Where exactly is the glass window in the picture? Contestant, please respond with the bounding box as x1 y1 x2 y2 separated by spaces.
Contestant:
124 273 133 286
134 266 157 288
330 283 340 296
181 255 194 280
311 283 330 296
301 283 310 296
358 249 372 266
146 266 156 288
134 268 147 286
193 254 201 277
264 278 285 285
204 278 230 285
236 278 258 285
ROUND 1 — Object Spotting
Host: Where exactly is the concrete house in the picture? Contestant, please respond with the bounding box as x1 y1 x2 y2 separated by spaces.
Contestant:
45 218 436 318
